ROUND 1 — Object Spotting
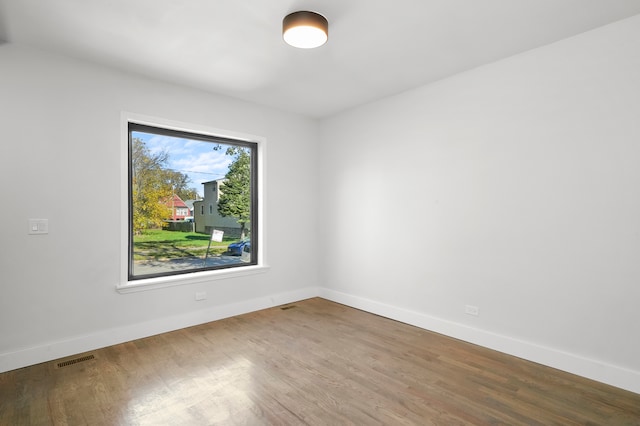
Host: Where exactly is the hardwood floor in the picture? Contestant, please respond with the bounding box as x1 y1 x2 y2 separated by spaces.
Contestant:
1 298 639 425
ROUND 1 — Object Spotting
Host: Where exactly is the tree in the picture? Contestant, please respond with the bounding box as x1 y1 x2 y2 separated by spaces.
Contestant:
131 138 196 233
161 169 200 201
218 147 251 238
176 187 200 202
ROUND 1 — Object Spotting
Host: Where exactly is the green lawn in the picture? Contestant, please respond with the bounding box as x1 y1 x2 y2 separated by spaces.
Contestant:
133 229 237 261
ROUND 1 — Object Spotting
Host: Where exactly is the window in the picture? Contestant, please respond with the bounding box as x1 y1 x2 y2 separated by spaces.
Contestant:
128 122 258 281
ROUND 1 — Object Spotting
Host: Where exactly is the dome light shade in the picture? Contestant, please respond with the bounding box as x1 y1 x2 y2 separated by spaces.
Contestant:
283 11 328 49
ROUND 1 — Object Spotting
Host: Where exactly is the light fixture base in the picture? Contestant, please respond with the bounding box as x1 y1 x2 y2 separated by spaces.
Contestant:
283 11 328 49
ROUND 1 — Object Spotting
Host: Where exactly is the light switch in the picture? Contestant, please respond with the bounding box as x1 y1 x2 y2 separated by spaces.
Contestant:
28 219 49 235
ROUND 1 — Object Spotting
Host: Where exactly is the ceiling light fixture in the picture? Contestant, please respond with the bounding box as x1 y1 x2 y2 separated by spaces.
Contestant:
283 11 328 49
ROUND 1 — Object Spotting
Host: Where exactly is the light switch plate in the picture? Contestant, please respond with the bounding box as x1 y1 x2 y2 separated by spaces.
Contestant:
28 219 49 235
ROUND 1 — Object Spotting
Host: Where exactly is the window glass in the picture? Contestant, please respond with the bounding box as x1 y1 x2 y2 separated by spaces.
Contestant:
128 123 257 280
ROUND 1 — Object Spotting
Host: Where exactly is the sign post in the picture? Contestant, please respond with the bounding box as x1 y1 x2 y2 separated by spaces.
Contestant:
203 229 224 266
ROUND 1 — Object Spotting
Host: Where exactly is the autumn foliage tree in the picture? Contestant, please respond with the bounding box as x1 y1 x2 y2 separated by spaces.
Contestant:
131 138 196 234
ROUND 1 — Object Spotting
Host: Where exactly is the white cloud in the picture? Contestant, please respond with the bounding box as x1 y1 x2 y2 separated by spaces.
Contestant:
134 131 240 197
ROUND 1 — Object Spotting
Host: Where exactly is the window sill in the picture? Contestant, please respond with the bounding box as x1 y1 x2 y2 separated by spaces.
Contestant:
116 264 270 294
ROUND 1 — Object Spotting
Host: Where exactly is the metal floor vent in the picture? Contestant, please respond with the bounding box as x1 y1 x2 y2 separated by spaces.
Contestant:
57 354 95 368
280 305 297 310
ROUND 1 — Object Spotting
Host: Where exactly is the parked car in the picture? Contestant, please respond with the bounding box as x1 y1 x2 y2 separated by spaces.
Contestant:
241 241 251 263
228 239 250 256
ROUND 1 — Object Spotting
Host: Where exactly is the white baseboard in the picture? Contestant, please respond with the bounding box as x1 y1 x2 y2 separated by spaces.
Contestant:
3 285 638 395
0 286 320 374
319 288 640 395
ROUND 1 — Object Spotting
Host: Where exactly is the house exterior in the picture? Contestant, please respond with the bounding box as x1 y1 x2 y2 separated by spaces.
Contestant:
183 199 196 221
164 194 190 220
193 179 245 238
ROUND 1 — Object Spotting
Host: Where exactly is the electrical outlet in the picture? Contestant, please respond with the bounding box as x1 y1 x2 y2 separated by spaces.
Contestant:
195 291 207 301
465 305 479 316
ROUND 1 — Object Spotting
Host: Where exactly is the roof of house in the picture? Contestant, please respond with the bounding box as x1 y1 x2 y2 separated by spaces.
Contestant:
184 199 198 210
165 194 188 208
202 179 225 185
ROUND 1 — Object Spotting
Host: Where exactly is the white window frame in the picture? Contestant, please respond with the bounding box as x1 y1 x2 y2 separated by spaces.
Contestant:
118 112 268 293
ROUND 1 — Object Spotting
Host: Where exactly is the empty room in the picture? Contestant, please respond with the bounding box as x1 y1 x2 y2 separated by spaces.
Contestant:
1 1 640 424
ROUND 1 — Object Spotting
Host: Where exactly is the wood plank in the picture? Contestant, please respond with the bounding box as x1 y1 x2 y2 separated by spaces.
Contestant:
1 298 638 425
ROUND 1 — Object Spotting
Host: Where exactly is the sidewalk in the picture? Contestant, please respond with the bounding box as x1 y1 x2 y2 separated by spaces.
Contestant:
132 255 245 275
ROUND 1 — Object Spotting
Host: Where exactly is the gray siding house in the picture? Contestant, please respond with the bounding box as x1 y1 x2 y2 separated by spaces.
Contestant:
193 179 244 238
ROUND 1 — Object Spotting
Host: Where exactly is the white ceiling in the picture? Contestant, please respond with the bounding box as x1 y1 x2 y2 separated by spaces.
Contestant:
1 0 640 118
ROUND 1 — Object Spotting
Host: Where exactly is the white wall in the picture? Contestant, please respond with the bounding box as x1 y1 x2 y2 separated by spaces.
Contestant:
319 15 640 393
2 14 640 395
0 43 321 370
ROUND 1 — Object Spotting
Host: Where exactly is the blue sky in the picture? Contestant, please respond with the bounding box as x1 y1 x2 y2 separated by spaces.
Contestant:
133 131 233 197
